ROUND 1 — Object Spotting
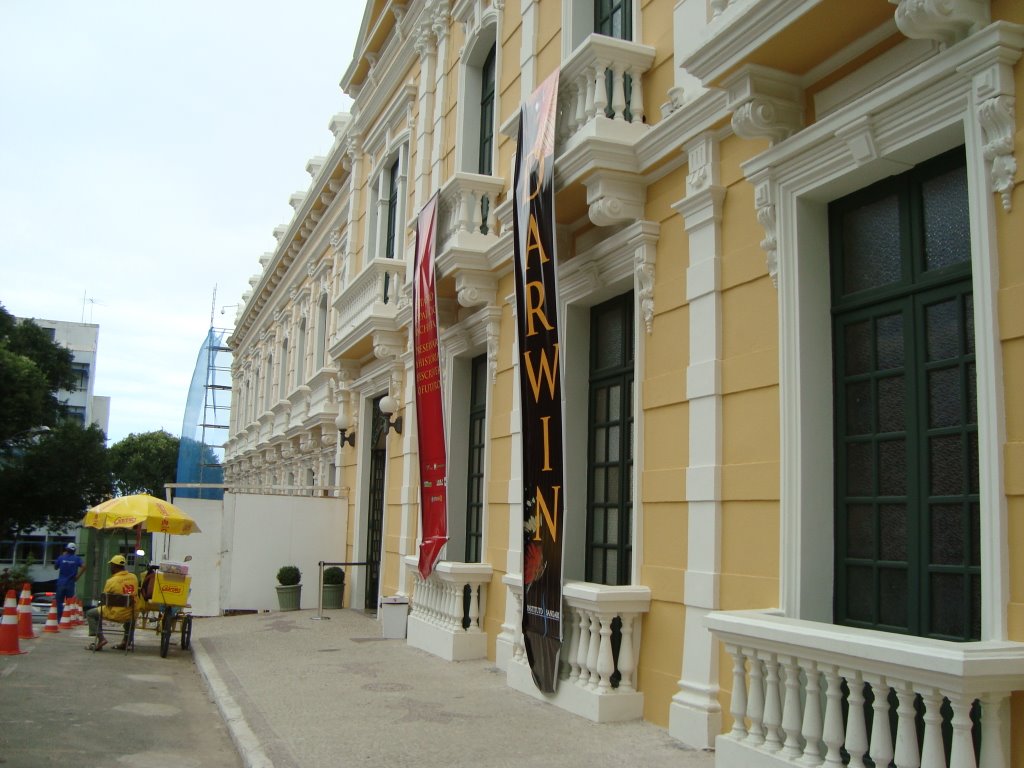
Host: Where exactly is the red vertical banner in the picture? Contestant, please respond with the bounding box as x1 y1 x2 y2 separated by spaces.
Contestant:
512 70 563 694
414 192 448 579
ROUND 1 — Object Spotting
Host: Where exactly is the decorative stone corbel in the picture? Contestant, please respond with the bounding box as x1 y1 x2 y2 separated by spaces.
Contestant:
752 173 779 286
723 65 803 146
486 311 501 382
890 0 989 47
585 171 645 227
372 330 406 362
635 247 656 334
455 271 498 308
958 42 1021 213
330 228 344 250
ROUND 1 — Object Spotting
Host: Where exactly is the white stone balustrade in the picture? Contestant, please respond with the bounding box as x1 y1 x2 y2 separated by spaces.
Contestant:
403 557 492 662
557 34 656 149
331 257 406 354
438 172 504 245
505 578 651 722
706 610 1024 768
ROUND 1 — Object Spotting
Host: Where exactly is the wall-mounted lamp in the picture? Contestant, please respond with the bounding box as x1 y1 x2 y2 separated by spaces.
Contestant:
336 412 355 447
379 395 402 435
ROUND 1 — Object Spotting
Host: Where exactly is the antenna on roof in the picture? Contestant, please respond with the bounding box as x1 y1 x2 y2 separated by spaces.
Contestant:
209 284 218 329
81 291 103 323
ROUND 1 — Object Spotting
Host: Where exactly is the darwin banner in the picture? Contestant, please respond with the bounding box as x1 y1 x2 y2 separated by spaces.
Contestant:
512 70 563 694
413 192 448 579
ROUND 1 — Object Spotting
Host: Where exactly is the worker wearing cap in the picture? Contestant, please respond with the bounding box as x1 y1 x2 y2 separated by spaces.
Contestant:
53 542 85 623
85 555 140 651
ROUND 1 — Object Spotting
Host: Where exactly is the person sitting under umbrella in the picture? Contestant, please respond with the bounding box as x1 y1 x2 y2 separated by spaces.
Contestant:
85 554 140 651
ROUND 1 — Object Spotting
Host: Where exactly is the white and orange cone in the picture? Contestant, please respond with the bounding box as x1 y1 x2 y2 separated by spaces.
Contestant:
43 599 60 634
71 597 84 627
17 583 37 640
0 589 25 655
58 603 74 631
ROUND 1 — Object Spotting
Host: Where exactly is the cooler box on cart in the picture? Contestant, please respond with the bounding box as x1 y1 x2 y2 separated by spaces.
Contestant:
153 573 191 606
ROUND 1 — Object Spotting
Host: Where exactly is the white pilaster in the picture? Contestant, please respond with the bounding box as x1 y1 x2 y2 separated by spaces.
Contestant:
668 134 726 750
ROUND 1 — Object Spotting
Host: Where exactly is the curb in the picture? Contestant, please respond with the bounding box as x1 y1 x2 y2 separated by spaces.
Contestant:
193 637 274 768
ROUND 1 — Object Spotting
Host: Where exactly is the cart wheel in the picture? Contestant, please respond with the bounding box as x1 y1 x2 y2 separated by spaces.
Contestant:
160 610 173 658
180 615 192 650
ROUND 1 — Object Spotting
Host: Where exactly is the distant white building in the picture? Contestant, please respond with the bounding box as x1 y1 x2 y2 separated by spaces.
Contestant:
24 318 110 435
1 318 111 585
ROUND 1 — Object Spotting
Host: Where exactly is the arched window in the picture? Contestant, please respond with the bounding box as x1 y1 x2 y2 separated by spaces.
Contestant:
315 294 328 370
296 318 306 384
279 337 289 398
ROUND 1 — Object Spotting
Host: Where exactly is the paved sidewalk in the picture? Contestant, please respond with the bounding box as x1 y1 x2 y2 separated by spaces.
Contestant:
192 608 716 768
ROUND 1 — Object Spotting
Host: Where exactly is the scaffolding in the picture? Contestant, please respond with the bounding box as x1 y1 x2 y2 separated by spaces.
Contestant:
176 327 231 500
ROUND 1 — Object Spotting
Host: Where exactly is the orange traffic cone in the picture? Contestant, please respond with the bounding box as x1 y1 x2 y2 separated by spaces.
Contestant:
17 583 37 640
58 603 73 631
0 589 25 655
43 599 60 633
69 597 83 627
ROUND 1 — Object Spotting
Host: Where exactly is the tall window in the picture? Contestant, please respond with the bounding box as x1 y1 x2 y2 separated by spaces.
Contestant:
595 0 631 39
831 147 978 641
296 318 306 384
71 363 89 391
315 294 328 370
585 292 635 586
465 355 488 562
264 355 274 411
478 46 496 177
595 0 632 119
279 338 289 398
384 158 401 261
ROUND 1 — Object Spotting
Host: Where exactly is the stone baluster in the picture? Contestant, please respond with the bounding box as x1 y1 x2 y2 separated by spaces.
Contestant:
919 689 944 768
979 693 1008 767
445 580 459 630
591 64 607 119
570 74 586 134
821 666 845 767
458 188 474 233
375 269 387 304
585 612 601 689
467 584 480 631
866 676 893 768
595 613 615 692
565 607 582 681
799 660 824 766
628 64 644 124
610 63 626 121
946 692 977 768
780 655 804 759
762 654 783 752
844 671 869 768
745 654 766 746
726 645 748 741
893 680 922 768
616 613 637 692
575 608 592 686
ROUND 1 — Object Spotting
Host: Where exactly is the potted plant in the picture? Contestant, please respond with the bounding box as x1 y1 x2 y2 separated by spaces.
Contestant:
275 565 302 611
321 567 345 609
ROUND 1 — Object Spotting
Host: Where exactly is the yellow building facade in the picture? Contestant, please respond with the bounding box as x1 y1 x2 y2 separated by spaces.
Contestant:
225 0 1024 764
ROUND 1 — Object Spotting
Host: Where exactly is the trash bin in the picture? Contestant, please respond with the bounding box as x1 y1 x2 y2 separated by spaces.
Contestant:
380 595 409 639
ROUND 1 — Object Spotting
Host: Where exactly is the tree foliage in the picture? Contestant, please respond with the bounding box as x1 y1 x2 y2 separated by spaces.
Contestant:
108 430 180 498
0 304 75 445
0 421 111 537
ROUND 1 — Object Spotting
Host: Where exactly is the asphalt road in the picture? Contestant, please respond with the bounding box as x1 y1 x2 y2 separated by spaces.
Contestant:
0 620 240 768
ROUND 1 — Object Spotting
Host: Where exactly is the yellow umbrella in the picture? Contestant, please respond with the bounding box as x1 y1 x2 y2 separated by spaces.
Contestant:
82 494 202 535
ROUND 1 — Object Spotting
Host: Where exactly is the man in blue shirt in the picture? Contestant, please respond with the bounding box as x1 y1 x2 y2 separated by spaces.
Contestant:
54 542 85 622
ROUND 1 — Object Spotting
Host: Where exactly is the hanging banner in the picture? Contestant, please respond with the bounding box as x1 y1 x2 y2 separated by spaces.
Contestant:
413 192 448 579
512 70 562 694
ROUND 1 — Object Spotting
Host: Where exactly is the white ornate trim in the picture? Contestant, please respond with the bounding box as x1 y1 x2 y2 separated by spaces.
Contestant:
752 174 779 286
634 248 655 334
723 64 803 145
978 95 1016 211
891 0 990 46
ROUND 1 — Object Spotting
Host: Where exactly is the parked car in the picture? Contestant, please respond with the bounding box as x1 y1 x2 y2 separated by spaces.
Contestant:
31 592 55 624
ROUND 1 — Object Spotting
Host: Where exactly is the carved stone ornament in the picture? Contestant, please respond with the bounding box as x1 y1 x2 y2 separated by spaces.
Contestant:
330 228 343 249
890 0 989 46
978 95 1016 212
634 249 656 334
754 179 779 286
487 315 500 382
724 66 803 146
586 172 645 227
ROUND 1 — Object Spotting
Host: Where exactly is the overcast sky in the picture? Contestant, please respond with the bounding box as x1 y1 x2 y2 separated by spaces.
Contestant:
1 1 360 444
